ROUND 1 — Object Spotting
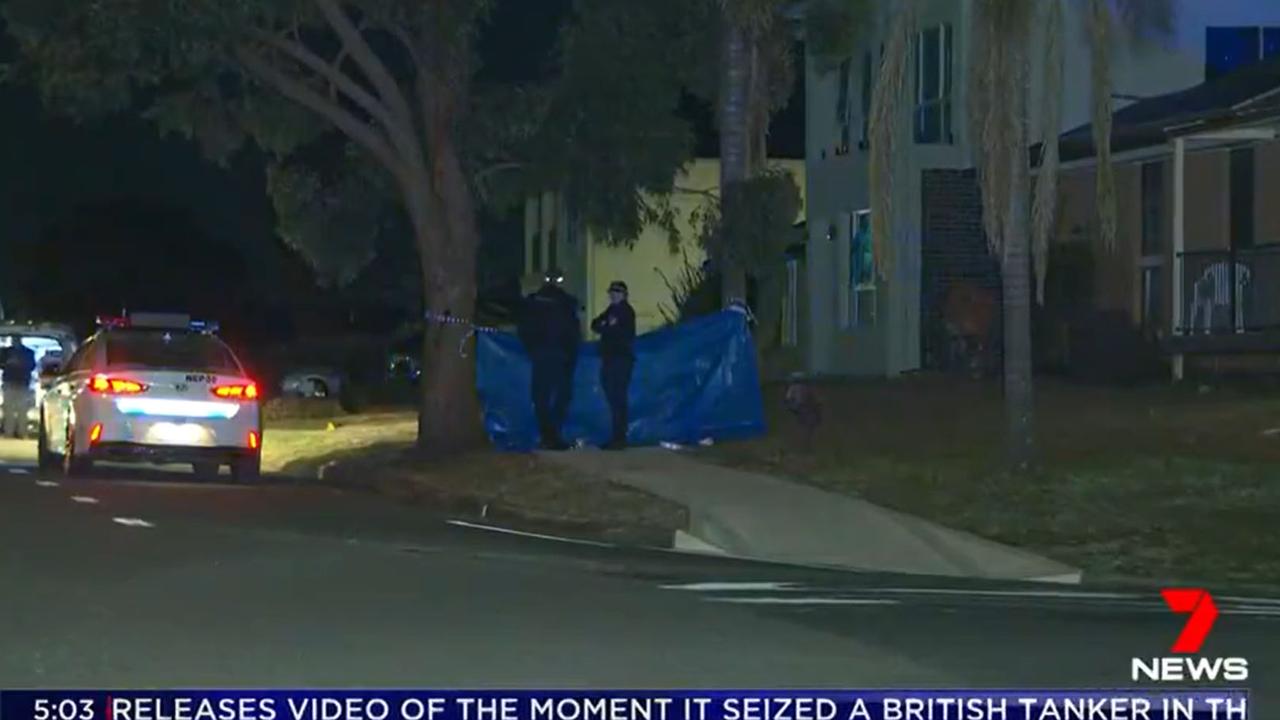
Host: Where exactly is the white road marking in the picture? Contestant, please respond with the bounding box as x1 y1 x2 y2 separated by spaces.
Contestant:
10 468 30 474
707 596 901 606
69 496 99 505
660 582 800 592
446 519 614 548
34 480 59 488
1220 595 1280 606
112 517 154 528
872 587 1142 600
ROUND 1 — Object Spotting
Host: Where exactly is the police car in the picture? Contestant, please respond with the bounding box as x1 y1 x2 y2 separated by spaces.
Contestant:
38 313 262 481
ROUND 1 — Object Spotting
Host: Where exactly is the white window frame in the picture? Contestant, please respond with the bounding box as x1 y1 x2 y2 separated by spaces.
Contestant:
852 210 877 328
783 258 800 347
914 24 953 145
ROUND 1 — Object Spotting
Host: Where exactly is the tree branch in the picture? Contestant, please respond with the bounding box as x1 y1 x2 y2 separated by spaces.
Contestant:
249 29 394 133
312 0 417 142
235 46 407 183
673 185 720 199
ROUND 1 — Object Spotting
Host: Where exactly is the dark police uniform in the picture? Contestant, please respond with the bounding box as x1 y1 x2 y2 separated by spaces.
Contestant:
517 276 581 449
591 282 636 449
1 340 35 439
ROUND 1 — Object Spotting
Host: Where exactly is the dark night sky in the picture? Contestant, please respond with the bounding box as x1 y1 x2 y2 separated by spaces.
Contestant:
0 0 804 334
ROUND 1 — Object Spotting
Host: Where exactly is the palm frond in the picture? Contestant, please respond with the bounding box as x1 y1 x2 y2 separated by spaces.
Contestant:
1089 0 1117 252
1032 0 1064 305
868 0 916 276
968 0 1033 261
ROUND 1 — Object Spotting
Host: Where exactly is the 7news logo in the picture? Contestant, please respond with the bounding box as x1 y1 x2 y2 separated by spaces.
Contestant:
1130 588 1249 683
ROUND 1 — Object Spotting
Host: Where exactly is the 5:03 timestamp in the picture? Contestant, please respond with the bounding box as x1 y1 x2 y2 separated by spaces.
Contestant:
33 698 96 720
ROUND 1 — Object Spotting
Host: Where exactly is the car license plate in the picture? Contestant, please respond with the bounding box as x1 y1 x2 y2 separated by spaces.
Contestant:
148 422 209 446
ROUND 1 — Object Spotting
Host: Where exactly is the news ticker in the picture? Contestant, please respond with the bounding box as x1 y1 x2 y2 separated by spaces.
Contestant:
0 690 1251 720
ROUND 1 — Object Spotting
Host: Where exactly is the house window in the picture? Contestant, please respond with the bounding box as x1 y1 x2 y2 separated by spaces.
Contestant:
783 258 800 347
835 58 853 155
1140 162 1164 333
1206 27 1280 79
847 210 876 328
1230 147 1255 250
915 24 953 145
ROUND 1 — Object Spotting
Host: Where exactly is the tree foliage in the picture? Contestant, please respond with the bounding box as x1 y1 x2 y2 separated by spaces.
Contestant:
3 0 528 451
2 0 504 287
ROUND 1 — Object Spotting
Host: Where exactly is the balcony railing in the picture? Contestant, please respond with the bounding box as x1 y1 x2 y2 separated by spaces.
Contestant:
1178 245 1280 335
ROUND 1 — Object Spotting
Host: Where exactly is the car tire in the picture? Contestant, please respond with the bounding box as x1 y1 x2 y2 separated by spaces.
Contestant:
231 455 260 483
36 411 57 474
63 428 92 478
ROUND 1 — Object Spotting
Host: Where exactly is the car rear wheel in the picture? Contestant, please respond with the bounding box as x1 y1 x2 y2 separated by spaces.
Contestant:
36 411 57 474
231 455 260 483
63 427 92 478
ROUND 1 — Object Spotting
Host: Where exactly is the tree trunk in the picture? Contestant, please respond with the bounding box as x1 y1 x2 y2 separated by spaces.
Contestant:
406 194 484 453
402 135 485 454
1002 46 1035 469
718 18 751 306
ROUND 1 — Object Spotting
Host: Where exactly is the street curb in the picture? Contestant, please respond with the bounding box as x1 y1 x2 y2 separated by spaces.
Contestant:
273 455 684 550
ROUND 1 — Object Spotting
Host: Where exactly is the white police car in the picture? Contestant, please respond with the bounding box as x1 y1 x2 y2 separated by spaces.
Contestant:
38 313 262 481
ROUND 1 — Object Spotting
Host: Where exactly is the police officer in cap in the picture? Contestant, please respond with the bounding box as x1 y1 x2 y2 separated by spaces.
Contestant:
517 268 581 450
591 280 636 450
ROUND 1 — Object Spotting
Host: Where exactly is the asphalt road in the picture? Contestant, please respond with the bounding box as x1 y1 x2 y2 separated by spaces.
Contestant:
1 458 1277 704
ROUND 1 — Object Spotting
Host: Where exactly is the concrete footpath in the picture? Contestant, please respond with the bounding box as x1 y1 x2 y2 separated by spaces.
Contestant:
541 447 1081 584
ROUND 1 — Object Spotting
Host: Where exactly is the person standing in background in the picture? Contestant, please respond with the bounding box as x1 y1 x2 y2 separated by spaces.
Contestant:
1 337 35 439
591 281 636 450
517 268 581 450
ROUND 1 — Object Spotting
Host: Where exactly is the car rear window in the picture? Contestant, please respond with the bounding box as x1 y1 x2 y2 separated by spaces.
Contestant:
105 332 240 373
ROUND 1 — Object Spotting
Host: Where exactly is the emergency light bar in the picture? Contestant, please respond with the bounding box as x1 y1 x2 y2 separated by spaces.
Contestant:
95 313 219 333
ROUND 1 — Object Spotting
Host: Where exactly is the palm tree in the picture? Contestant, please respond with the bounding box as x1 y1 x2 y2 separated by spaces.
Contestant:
715 0 794 307
864 0 1171 466
966 0 1037 466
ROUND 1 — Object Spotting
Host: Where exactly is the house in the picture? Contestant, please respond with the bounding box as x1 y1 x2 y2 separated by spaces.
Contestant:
1047 58 1280 378
801 0 1280 377
523 158 807 339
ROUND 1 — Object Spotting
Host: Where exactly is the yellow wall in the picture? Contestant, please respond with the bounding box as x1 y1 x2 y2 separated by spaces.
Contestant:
526 158 807 334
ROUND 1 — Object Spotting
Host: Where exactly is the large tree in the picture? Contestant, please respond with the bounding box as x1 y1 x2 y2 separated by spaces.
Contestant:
543 0 805 349
2 0 512 452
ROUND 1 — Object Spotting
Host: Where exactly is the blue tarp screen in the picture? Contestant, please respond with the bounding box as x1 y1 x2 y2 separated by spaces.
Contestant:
477 310 766 451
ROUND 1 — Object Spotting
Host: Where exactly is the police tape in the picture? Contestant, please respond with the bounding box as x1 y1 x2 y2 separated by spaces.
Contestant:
423 311 501 358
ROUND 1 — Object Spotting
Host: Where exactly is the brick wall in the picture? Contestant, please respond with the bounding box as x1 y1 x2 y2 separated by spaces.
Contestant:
926 169 1003 368
920 169 1003 370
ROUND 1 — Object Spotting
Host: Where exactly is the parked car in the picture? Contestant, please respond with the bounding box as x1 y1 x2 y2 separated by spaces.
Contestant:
39 312 262 480
280 368 344 399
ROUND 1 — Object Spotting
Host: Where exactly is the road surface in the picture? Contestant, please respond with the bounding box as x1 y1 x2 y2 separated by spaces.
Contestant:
1 459 1276 702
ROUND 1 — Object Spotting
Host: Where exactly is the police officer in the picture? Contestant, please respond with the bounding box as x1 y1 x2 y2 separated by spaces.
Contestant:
1 336 35 439
517 268 581 450
591 281 636 450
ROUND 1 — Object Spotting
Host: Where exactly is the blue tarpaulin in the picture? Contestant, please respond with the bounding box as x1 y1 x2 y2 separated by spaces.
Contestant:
477 310 766 451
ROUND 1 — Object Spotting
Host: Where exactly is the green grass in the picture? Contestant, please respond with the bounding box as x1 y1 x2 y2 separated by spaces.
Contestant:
711 375 1280 589
264 412 686 543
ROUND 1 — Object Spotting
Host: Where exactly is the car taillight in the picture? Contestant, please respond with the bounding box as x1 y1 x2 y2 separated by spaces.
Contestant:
248 431 260 451
90 374 146 394
89 423 103 444
212 382 259 400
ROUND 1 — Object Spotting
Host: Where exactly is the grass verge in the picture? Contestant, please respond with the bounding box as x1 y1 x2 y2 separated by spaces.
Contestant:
266 413 687 547
709 375 1280 590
